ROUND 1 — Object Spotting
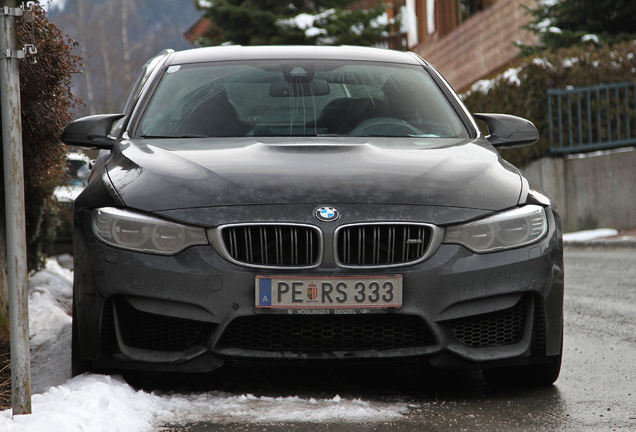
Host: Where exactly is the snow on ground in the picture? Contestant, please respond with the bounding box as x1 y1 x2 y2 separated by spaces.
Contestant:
565 146 635 160
0 259 409 431
4 374 407 432
562 228 619 242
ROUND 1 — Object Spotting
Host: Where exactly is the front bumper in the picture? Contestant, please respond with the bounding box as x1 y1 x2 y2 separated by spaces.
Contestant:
72 204 563 373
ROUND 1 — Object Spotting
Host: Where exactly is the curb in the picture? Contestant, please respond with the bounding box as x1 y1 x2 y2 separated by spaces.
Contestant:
563 239 636 249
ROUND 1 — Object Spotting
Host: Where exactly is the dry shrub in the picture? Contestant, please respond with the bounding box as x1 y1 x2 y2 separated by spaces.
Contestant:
1 4 83 271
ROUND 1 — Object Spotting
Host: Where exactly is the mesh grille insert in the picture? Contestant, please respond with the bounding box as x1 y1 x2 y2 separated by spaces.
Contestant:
336 224 432 266
219 314 435 352
115 298 210 352
221 224 321 267
449 295 529 347
531 295 546 354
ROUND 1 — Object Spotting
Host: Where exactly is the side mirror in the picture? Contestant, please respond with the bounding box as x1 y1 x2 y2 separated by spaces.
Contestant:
61 114 125 149
473 113 539 148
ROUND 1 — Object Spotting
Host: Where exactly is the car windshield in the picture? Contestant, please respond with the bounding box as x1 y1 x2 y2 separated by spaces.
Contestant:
138 60 469 138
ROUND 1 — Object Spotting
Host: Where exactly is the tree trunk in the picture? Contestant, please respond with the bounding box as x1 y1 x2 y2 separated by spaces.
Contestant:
121 0 132 86
78 0 96 114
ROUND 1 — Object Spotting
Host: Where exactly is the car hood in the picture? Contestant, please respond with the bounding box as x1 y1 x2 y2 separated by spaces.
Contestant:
105 137 523 212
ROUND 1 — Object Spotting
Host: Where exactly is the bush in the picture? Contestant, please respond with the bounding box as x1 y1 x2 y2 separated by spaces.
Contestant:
462 41 636 168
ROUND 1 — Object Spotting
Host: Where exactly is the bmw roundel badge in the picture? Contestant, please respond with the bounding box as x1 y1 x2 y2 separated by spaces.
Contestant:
315 206 340 222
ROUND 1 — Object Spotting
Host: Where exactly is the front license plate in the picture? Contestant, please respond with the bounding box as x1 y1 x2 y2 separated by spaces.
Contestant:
255 275 402 309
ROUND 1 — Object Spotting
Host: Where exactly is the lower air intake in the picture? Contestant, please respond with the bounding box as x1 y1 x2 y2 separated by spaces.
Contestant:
449 295 529 347
219 314 435 352
114 297 211 352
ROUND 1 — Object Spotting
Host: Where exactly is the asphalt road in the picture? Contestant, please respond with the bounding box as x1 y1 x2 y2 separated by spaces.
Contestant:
157 247 636 432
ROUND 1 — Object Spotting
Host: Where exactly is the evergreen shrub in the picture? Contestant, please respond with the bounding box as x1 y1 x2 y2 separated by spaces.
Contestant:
462 41 636 168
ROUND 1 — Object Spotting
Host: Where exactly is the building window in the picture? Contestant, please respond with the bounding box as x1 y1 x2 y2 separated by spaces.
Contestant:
458 0 484 23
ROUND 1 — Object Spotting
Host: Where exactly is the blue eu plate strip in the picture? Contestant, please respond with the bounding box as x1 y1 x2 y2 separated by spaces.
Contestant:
259 278 272 306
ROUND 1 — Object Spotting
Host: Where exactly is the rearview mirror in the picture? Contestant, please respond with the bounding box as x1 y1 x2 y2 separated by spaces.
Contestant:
269 80 330 97
61 114 125 149
473 113 539 148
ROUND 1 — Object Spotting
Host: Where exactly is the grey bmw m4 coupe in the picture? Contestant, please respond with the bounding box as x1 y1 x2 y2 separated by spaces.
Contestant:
63 45 563 386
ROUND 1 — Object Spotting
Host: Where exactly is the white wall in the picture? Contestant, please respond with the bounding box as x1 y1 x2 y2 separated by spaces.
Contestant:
521 147 636 232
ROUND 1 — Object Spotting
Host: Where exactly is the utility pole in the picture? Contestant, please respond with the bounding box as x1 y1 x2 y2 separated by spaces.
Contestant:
0 0 36 416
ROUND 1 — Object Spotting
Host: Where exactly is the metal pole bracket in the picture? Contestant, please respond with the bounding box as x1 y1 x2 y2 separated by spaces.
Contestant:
1 46 37 63
1 48 24 59
23 43 36 64
0 2 35 22
0 6 22 17
21 2 35 23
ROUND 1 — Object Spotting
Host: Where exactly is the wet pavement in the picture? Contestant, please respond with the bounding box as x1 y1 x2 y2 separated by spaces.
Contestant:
155 247 636 432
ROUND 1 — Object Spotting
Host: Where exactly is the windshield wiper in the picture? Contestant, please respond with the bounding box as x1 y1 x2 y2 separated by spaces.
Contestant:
140 134 208 139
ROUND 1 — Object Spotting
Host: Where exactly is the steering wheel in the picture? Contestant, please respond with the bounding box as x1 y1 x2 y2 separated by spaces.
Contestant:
348 117 425 137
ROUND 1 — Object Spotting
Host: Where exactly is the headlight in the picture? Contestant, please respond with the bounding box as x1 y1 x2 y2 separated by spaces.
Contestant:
92 207 208 255
443 205 548 253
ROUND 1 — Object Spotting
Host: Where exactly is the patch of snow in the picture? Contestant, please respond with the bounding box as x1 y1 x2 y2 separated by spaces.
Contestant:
279 9 335 31
561 57 579 68
565 146 635 160
286 13 315 30
563 229 619 242
373 12 390 27
469 79 495 94
581 34 599 44
27 259 72 348
351 23 364 36
531 57 554 70
0 259 410 430
467 65 522 94
1 375 407 431
305 27 327 37
503 66 522 86
534 18 552 31
548 26 562 34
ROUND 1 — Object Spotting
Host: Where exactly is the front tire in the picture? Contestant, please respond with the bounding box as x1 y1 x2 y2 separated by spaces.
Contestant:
71 306 91 377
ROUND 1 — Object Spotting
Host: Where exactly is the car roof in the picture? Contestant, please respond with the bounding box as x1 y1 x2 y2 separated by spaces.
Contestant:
169 45 424 66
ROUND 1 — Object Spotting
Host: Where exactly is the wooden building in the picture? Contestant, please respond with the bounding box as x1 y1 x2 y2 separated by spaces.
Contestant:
397 0 538 92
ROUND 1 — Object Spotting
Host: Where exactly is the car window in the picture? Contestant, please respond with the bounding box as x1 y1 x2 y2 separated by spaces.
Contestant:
64 158 90 187
138 60 470 139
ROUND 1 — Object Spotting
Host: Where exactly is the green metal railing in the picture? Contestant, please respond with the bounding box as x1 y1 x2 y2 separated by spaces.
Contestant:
547 82 636 153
